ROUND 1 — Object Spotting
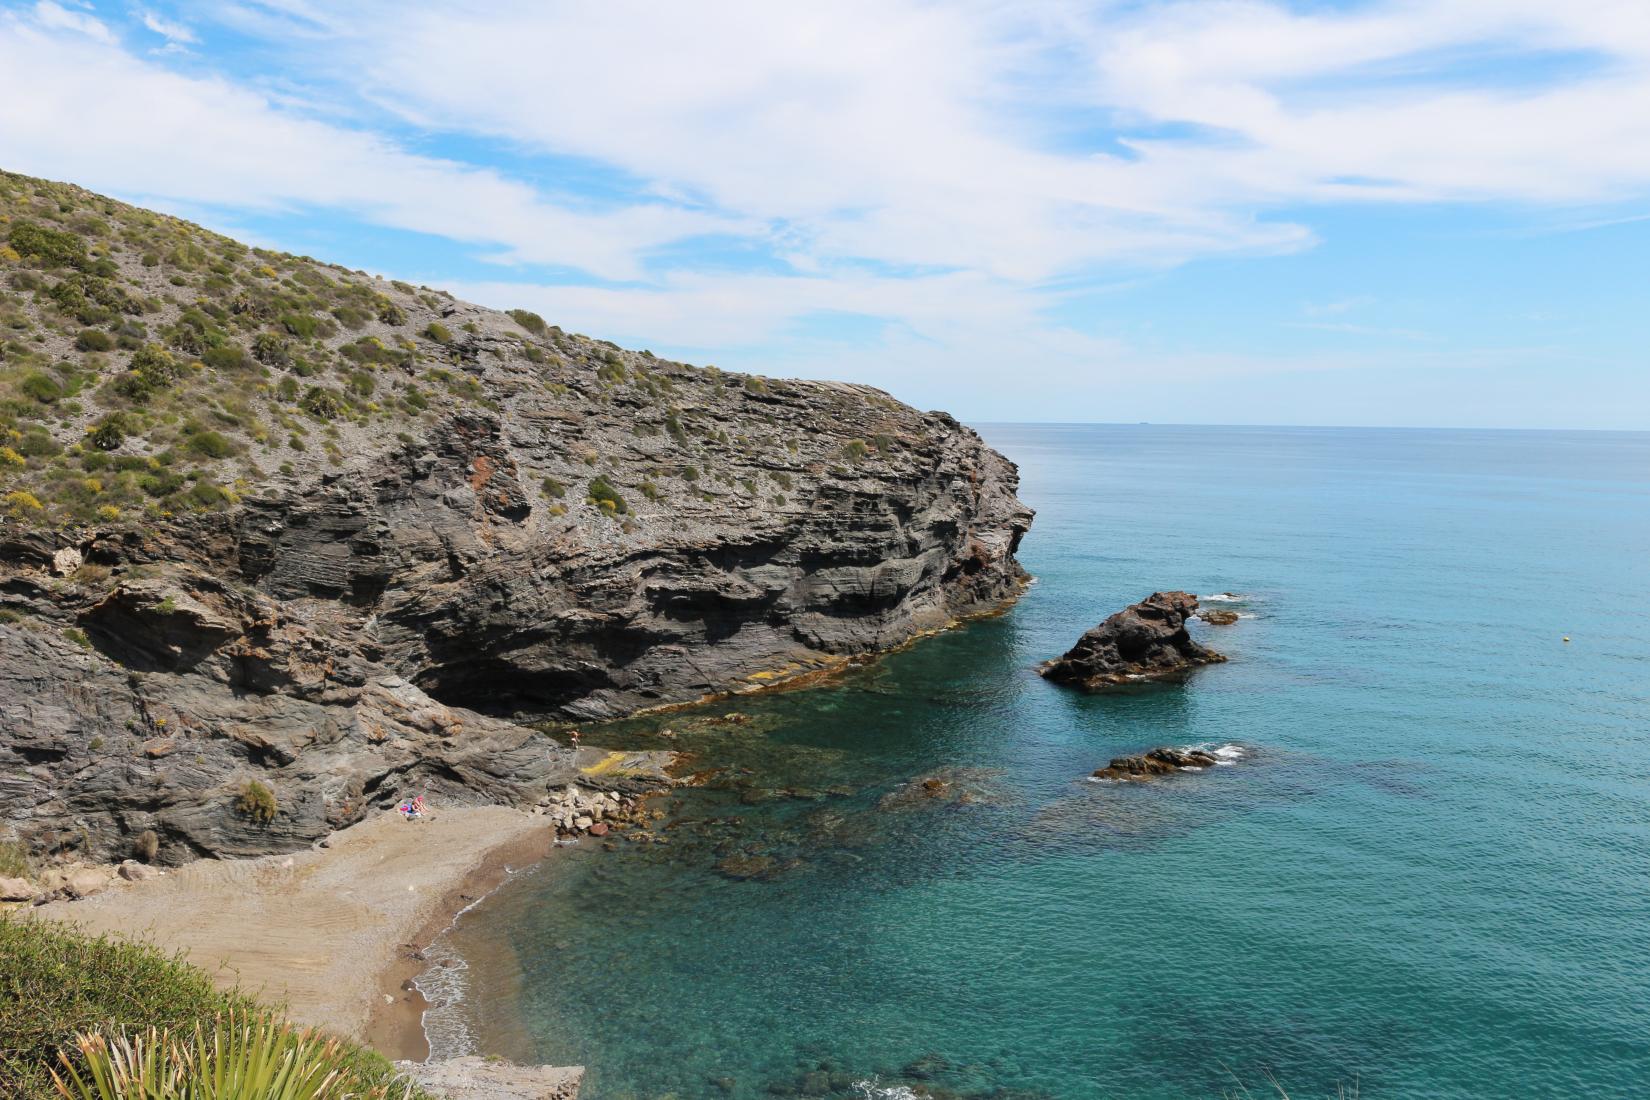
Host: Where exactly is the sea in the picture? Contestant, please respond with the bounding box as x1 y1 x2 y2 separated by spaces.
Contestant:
419 425 1650 1099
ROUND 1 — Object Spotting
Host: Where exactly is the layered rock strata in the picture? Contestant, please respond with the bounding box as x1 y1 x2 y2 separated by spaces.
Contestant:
0 177 1033 869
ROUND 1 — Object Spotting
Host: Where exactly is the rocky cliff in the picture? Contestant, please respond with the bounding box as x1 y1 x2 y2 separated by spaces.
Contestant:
0 172 1031 868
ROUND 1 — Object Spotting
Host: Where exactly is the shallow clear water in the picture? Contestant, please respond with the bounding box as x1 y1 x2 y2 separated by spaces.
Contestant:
436 425 1650 1099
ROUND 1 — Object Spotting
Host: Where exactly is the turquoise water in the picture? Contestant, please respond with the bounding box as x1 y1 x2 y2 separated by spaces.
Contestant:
438 425 1650 1098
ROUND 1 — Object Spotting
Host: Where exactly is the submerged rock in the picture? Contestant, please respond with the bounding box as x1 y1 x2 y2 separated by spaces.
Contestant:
1039 591 1225 690
1091 747 1219 782
1198 609 1240 625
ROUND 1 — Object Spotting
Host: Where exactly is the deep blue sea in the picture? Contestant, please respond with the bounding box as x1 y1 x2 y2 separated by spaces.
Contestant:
428 425 1650 1099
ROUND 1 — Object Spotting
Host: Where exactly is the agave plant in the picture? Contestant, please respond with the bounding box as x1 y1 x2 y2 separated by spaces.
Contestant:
51 1013 410 1100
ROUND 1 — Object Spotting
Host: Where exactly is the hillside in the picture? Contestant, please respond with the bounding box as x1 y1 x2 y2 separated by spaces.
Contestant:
0 170 1031 867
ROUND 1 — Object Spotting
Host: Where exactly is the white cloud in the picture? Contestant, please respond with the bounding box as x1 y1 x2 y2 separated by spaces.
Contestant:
140 9 197 46
303 1 1650 271
32 0 114 43
0 10 744 280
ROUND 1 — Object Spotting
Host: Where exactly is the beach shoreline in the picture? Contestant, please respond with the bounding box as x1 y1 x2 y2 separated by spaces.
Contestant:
364 820 559 1062
33 805 556 1058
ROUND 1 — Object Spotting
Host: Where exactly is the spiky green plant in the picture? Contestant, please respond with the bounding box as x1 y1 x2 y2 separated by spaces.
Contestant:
51 1015 410 1100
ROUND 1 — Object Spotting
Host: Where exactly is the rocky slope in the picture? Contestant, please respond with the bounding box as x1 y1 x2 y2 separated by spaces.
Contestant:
0 171 1031 869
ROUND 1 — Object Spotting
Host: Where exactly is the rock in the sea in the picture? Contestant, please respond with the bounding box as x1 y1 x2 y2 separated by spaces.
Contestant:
1198 609 1240 625
1039 591 1225 689
1091 747 1219 781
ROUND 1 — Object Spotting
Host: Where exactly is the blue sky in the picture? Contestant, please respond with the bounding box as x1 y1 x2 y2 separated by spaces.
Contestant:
2 0 1647 428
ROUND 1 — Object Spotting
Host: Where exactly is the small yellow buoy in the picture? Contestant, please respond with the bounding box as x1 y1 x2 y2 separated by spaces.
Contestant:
1563 636 1571 643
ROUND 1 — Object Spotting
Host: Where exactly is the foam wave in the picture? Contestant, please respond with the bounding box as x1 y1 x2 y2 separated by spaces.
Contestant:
1208 743 1247 765
1202 592 1247 603
413 946 475 1062
852 1080 920 1100
414 863 534 1062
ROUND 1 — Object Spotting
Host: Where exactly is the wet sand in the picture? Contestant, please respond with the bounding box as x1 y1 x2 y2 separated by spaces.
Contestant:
34 806 554 1052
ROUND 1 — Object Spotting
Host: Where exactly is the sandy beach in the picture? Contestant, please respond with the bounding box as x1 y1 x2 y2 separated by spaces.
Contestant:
33 805 555 1057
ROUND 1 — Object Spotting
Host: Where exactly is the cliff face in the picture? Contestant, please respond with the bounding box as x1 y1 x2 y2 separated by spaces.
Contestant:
0 172 1031 866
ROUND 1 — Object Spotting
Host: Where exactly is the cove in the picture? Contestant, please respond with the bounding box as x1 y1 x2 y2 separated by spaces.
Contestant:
427 424 1650 1100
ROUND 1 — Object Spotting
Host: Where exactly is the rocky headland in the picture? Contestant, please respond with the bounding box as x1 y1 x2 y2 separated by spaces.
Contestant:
0 170 1032 874
1039 590 1224 690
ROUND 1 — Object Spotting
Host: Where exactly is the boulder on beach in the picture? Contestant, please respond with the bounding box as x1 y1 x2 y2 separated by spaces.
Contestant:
1039 591 1226 690
1091 747 1220 781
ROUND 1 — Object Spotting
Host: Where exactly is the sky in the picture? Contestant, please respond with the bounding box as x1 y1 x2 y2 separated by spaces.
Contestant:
1 0 1647 429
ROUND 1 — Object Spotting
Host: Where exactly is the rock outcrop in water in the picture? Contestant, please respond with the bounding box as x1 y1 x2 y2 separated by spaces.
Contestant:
1090 746 1219 781
0 173 1032 868
1039 591 1223 689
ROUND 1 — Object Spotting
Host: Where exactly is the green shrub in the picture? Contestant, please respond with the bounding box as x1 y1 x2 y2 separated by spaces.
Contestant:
130 344 179 385
251 332 288 366
139 470 185 498
299 387 342 420
541 476 565 499
587 475 627 514
234 780 276 823
19 371 62 404
278 313 318 339
201 344 249 372
112 344 179 403
0 839 29 879
7 221 87 269
844 438 870 461
508 308 546 335
187 480 234 508
0 920 427 1099
89 413 129 451
330 304 369 330
376 299 405 326
187 430 233 459
423 321 452 344
73 329 114 352
16 429 59 458
53 1013 416 1100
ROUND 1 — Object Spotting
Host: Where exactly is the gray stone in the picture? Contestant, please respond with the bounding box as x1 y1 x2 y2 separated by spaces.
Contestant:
117 860 154 882
1040 591 1225 690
